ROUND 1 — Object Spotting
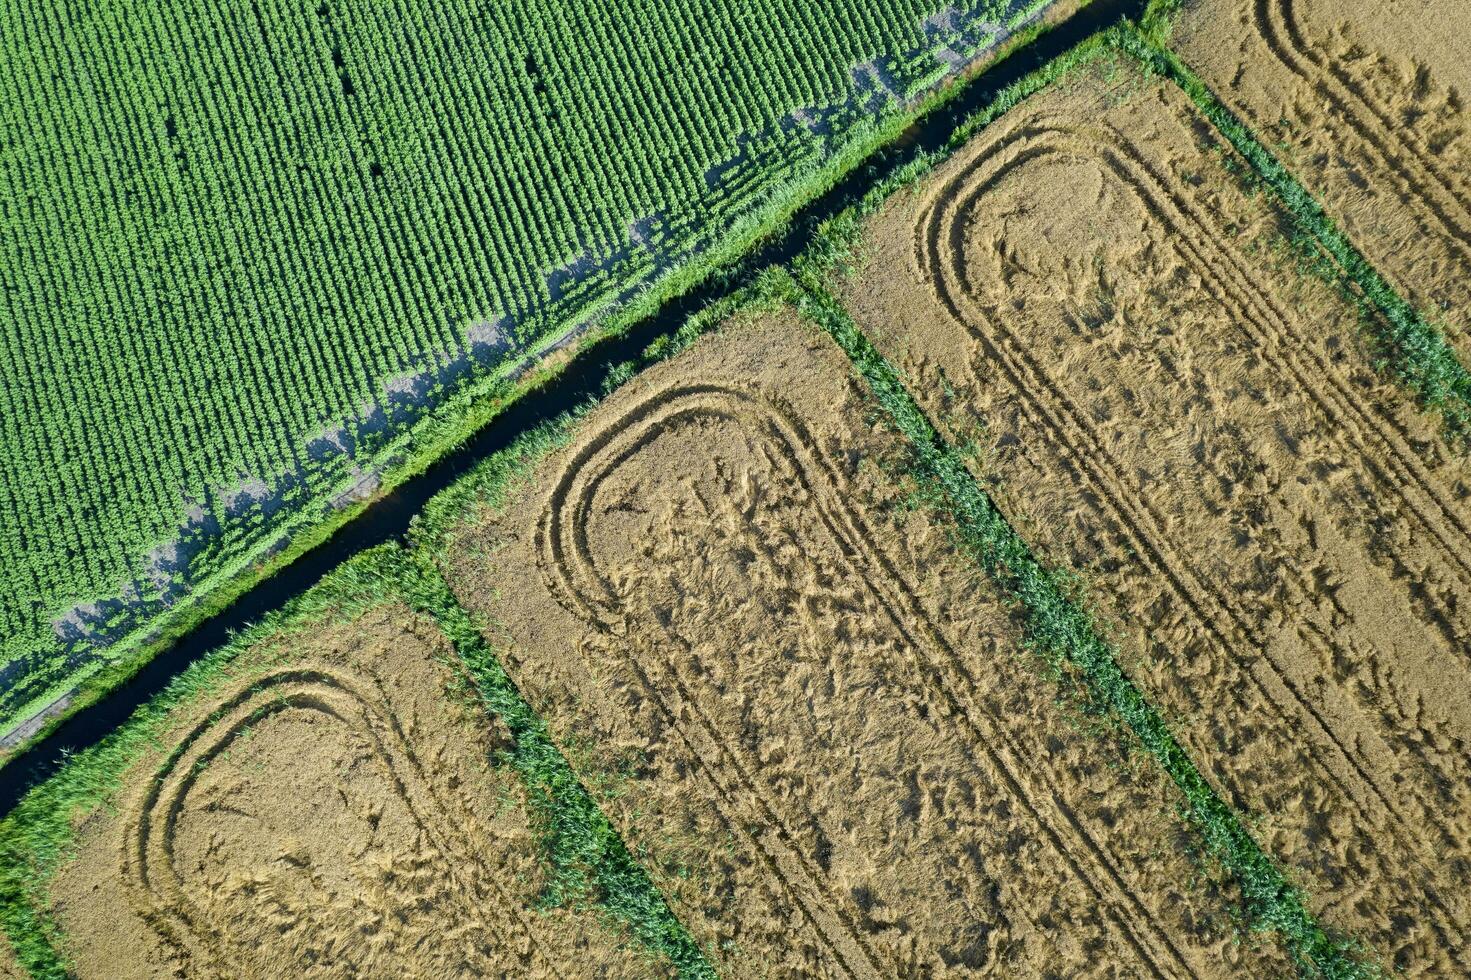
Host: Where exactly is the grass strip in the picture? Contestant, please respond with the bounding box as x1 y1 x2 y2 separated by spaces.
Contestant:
788 270 1376 980
355 549 716 979
1111 26 1471 445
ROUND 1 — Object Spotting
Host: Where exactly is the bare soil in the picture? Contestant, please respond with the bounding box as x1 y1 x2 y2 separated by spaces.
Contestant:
441 309 1293 977
0 939 22 980
1176 0 1471 350
46 603 652 979
837 59 1471 975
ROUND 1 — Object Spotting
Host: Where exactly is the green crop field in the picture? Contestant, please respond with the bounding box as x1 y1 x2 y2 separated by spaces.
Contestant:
0 0 1049 738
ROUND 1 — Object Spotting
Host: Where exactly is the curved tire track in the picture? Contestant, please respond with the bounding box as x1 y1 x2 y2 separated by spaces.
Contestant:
912 110 1471 955
539 380 1201 978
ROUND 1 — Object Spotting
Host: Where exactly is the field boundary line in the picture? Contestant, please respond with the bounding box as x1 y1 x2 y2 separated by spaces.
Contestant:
790 272 1378 979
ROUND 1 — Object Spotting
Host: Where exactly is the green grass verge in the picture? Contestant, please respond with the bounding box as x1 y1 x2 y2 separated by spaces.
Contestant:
360 550 715 979
788 268 1377 980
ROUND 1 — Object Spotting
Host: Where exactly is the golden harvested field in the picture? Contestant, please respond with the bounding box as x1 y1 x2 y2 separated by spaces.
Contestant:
37 602 652 978
1176 0 1471 350
837 56 1471 975
436 309 1291 977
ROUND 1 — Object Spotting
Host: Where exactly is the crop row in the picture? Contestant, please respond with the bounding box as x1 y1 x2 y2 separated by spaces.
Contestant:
0 0 1045 735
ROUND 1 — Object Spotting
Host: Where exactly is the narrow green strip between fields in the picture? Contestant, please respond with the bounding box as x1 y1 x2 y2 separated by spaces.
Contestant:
359 549 717 979
1113 26 1471 447
788 272 1376 980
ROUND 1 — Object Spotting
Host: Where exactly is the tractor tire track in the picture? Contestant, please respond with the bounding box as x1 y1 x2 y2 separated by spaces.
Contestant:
911 110 1471 957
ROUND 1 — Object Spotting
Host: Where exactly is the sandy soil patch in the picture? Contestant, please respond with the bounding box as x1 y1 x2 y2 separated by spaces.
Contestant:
838 58 1471 974
46 603 651 978
441 309 1292 977
0 938 22 980
1176 0 1471 351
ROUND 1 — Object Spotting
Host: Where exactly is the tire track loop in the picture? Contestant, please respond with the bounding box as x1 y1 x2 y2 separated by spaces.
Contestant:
1253 0 1471 267
913 124 1400 836
541 381 1196 978
122 667 563 978
913 112 1471 953
787 406 1202 979
538 389 883 980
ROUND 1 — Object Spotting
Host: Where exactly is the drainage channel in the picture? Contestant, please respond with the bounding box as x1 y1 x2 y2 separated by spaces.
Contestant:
0 0 1145 817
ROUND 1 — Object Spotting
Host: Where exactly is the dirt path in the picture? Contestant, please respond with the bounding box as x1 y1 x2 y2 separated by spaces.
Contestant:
838 59 1471 974
1176 0 1471 354
46 603 653 979
440 309 1291 977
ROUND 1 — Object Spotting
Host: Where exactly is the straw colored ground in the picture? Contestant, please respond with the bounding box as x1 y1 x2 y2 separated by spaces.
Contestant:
39 602 654 978
436 308 1291 977
837 55 1471 975
1175 0 1471 355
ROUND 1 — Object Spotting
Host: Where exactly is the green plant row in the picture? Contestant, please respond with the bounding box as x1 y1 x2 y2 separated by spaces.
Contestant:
0 0 1053 744
788 272 1375 980
1111 27 1471 445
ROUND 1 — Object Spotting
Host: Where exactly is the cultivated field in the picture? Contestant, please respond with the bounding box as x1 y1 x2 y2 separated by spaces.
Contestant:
434 309 1290 977
6 4 1470 978
837 57 1471 974
1176 0 1471 351
0 0 1055 744
2 588 660 977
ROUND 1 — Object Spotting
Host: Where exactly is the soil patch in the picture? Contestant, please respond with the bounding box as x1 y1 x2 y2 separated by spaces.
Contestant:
838 58 1471 974
440 309 1292 977
46 603 651 978
1176 0 1471 351
0 939 21 980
